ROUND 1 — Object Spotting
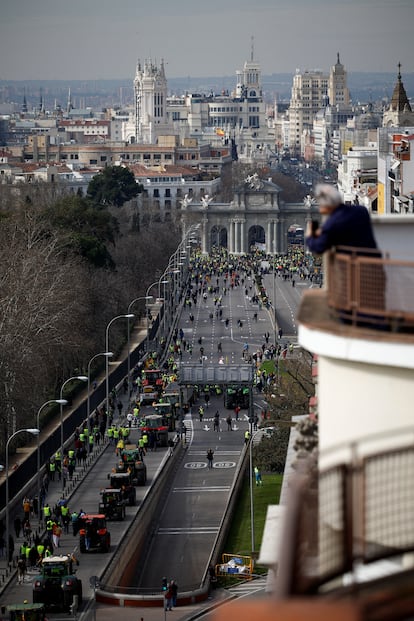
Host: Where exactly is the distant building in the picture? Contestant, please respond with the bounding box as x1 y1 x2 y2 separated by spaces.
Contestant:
288 54 351 158
131 58 171 144
382 64 414 128
378 126 414 214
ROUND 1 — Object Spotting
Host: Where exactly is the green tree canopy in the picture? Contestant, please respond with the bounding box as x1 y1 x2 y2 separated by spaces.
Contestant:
42 195 118 267
87 165 142 208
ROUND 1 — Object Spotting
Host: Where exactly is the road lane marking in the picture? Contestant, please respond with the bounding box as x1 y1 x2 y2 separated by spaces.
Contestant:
213 462 236 468
157 527 219 535
184 462 207 469
173 486 231 492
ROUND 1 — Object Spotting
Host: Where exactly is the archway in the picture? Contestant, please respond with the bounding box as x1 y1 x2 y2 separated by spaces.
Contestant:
248 225 266 252
210 225 228 250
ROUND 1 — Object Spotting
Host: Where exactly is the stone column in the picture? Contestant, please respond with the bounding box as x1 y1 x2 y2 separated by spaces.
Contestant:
240 219 245 254
201 215 208 254
234 220 239 254
229 219 234 254
273 219 279 254
267 220 272 254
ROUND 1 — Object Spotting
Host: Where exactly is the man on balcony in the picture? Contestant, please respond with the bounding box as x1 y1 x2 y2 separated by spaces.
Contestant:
305 184 379 255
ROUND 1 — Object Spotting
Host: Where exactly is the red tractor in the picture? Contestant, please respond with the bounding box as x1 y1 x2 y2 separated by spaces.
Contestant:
78 514 110 553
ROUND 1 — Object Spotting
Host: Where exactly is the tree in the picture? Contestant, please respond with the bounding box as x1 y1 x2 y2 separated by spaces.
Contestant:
0 207 92 456
87 166 142 208
42 195 118 268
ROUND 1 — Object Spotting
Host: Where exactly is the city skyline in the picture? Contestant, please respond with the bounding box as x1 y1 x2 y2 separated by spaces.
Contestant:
1 0 413 81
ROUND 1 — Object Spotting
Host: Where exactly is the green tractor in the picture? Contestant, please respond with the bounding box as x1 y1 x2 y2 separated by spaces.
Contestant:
32 555 82 611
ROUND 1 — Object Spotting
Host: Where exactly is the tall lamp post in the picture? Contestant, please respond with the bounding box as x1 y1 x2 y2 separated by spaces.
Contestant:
6 428 40 565
127 296 152 389
145 281 162 353
249 428 264 554
60 375 88 495
87 352 113 421
36 399 67 521
105 314 134 419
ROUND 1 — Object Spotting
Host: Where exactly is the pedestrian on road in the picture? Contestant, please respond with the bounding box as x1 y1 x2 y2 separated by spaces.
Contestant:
199 406 204 422
213 411 220 432
207 448 214 469
170 580 178 607
14 516 21 538
17 557 26 584
165 583 173 611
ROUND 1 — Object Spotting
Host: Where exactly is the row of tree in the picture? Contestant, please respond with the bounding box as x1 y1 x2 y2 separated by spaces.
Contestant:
0 166 182 459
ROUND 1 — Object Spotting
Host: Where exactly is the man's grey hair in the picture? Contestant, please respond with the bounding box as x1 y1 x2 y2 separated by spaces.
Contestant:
315 184 343 208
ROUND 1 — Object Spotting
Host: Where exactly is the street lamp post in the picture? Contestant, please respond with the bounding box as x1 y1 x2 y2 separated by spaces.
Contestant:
145 281 162 353
36 399 67 522
127 297 152 390
87 352 113 422
60 375 88 496
249 428 264 554
105 314 134 420
6 428 40 566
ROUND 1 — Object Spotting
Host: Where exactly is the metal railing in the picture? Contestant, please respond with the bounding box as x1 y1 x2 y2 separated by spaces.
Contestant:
327 247 414 330
276 434 414 597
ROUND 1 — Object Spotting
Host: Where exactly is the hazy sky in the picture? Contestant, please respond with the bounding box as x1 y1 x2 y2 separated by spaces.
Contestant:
1 0 413 80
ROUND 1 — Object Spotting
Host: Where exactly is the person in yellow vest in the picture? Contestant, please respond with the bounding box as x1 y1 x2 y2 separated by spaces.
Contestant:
43 503 51 526
60 504 70 534
138 436 145 459
244 430 251 445
116 437 124 456
106 426 114 444
37 542 45 561
142 433 149 454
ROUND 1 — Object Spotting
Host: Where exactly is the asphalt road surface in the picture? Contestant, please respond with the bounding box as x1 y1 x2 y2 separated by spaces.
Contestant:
132 264 307 590
262 271 312 340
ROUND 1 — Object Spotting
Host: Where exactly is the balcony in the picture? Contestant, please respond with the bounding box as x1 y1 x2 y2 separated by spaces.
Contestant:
298 248 414 338
275 434 414 619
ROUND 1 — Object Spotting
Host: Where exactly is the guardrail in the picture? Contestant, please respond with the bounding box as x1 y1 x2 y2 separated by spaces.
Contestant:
327 246 414 330
96 442 250 606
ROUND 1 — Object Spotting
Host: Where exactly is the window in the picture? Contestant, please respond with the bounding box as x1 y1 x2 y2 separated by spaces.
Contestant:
153 189 160 198
165 189 171 197
90 159 97 165
100 156 107 162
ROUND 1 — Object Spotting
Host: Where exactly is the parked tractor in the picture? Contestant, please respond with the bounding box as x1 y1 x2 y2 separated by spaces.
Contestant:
7 603 46 621
108 471 137 504
78 514 111 553
32 555 82 611
116 446 147 485
98 488 126 520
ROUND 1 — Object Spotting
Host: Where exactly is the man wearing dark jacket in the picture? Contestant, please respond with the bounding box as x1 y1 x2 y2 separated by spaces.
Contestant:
305 184 379 254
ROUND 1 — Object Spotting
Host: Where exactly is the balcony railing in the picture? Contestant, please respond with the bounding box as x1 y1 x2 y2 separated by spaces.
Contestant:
276 431 414 607
327 247 414 330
